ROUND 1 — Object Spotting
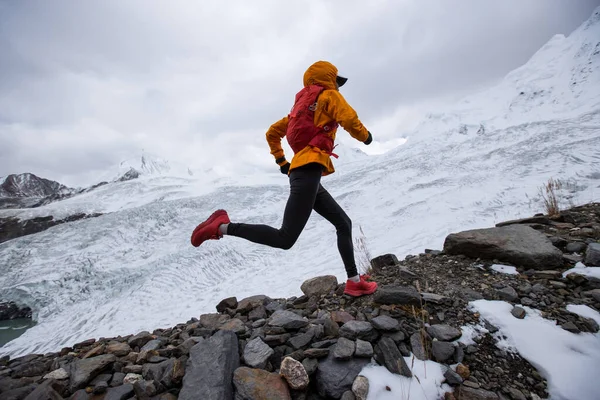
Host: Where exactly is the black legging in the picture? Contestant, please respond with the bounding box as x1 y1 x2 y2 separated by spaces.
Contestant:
227 163 358 278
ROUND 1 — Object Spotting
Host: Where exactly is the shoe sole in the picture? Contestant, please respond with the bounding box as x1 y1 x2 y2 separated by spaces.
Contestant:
191 210 229 247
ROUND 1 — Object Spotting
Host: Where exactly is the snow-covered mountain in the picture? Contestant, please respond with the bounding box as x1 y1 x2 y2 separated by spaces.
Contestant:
0 7 599 377
0 173 73 209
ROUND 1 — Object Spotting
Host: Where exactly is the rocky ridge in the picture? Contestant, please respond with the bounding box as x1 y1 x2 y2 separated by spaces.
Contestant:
0 203 598 400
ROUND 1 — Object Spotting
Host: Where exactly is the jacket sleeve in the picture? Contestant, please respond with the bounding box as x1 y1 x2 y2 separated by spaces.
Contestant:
265 116 289 164
323 91 369 142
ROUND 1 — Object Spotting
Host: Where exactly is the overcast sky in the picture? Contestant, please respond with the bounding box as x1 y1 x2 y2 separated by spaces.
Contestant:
1 0 598 187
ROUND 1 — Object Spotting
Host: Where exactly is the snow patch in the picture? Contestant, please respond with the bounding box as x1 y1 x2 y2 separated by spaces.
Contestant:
562 262 600 280
490 264 519 275
469 300 600 400
567 304 600 325
360 357 451 400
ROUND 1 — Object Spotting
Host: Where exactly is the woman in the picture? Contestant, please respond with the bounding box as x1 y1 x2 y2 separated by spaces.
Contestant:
191 61 377 297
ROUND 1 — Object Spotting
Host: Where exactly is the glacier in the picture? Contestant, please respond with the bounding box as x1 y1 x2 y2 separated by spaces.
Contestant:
0 6 599 364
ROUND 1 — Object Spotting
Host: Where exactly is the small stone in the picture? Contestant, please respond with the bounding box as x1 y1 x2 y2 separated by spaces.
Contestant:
280 356 309 390
331 311 355 325
43 368 69 380
584 289 600 302
561 321 580 334
243 337 274 369
421 293 448 304
371 315 400 331
566 242 587 253
288 327 315 350
508 387 527 400
511 306 526 319
463 380 481 389
301 275 338 297
432 341 455 363
339 321 378 341
268 310 309 330
93 381 108 394
354 339 374 358
370 254 399 273
444 368 464 386
549 281 567 289
352 375 369 400
427 324 462 341
520 297 535 307
333 337 356 360
456 364 470 379
496 287 519 302
585 243 600 266
302 357 318 376
216 296 238 313
457 385 499 399
219 318 247 334
341 391 356 400
410 331 430 360
304 348 329 358
123 373 143 384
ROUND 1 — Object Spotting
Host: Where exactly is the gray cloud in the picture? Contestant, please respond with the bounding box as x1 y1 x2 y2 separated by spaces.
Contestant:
0 0 598 186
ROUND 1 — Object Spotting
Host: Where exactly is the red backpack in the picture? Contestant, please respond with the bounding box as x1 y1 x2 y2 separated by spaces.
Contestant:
286 85 339 158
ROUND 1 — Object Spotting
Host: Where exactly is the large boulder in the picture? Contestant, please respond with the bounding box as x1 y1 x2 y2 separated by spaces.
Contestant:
443 225 563 269
267 310 309 330
585 243 600 266
301 275 338 297
179 330 240 400
316 353 370 399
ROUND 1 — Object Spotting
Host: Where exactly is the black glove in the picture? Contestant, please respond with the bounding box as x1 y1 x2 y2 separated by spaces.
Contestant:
364 131 373 145
276 157 290 175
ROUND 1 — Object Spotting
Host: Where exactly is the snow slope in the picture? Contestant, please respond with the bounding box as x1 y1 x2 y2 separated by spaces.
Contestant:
0 7 599 377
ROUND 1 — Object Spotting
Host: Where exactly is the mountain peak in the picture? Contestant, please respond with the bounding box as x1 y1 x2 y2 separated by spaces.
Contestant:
0 173 68 199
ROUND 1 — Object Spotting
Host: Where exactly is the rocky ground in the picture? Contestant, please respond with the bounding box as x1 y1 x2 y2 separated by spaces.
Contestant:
0 213 102 245
0 203 599 400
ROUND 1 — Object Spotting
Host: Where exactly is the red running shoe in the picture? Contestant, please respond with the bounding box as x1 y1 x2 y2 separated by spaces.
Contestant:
344 279 378 297
191 209 230 247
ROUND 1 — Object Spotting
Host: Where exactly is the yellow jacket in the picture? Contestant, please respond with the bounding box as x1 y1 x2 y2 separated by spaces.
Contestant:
266 61 370 176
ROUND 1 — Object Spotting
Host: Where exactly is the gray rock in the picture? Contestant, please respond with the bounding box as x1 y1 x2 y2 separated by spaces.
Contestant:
128 331 153 348
20 379 62 400
410 331 430 360
200 313 231 330
267 310 309 330
352 375 369 400
456 385 499 400
421 293 448 304
443 225 564 269
354 339 374 358
288 327 315 350
301 275 338 297
93 381 108 394
90 373 112 386
371 315 400 331
566 242 587 253
69 354 116 392
280 357 309 390
508 387 527 400
11 359 52 378
216 296 238 313
43 368 69 380
110 372 126 387
2 385 37 400
333 337 355 360
341 391 356 400
583 289 600 302
511 306 526 319
316 352 370 399
374 337 412 377
302 358 319 376
496 286 519 302
427 324 462 341
585 243 600 266
370 254 399 273
431 341 455 362
382 331 406 343
248 305 267 321
339 321 378 342
219 318 246 334
141 339 163 352
106 342 131 357
179 330 240 400
103 383 134 400
243 337 274 369
397 266 419 280
521 297 535 307
561 321 580 334
444 368 464 386
69 389 90 400
373 286 421 306
236 295 271 314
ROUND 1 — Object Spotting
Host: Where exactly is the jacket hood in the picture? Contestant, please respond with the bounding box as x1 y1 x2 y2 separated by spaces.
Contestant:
303 61 339 90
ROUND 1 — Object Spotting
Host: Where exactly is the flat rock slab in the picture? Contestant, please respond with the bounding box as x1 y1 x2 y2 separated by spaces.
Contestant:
69 354 116 392
444 225 563 270
373 286 421 306
316 352 370 399
233 367 291 400
267 310 309 330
